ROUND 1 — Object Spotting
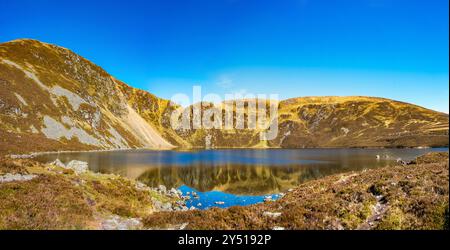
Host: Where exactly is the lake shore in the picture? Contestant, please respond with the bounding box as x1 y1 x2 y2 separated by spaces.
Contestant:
0 151 448 229
142 152 449 230
4 145 442 160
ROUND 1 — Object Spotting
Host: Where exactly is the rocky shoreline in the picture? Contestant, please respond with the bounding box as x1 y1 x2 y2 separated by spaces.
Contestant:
141 152 449 230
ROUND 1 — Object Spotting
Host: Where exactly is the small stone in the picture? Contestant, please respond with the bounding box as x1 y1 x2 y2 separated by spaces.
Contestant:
161 202 172 211
263 211 282 218
135 181 149 191
101 215 142 230
0 173 37 183
272 226 285 230
9 154 33 159
264 196 273 202
153 200 163 210
158 185 167 193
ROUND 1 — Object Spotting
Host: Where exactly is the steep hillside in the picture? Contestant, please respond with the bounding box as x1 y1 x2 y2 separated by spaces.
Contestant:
275 96 448 148
0 39 448 155
0 39 173 155
174 97 448 148
114 80 189 147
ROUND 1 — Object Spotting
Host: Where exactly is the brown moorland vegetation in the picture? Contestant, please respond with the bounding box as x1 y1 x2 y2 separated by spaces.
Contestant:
0 158 177 229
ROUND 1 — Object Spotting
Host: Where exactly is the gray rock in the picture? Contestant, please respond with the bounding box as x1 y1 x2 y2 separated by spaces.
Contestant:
0 173 37 183
65 160 89 174
50 158 66 168
158 185 167 193
152 200 163 210
101 215 142 230
263 211 282 218
176 200 186 206
10 154 33 159
135 181 150 191
264 196 273 202
169 187 178 194
161 202 173 211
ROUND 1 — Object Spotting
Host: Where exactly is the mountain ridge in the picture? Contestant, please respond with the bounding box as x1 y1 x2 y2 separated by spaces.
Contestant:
0 39 448 155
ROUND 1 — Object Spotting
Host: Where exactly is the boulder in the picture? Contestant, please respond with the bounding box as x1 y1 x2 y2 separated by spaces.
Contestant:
50 158 66 168
65 160 89 174
0 173 37 183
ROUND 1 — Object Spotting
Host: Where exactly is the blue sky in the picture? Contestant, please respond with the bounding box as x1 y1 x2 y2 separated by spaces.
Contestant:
1 0 448 112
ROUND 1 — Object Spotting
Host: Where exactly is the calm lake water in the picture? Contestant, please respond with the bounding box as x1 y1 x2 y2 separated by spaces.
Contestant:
35 148 448 209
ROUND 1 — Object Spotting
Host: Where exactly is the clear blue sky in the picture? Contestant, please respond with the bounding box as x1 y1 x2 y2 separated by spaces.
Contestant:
1 0 448 112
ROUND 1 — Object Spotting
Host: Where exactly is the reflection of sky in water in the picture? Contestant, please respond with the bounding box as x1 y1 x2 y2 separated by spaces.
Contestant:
35 148 448 209
179 185 282 210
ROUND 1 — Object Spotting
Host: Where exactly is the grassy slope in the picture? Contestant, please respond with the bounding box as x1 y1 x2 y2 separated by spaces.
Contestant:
142 152 449 230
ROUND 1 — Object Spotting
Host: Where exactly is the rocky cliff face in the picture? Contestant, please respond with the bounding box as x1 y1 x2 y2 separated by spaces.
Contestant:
0 39 448 155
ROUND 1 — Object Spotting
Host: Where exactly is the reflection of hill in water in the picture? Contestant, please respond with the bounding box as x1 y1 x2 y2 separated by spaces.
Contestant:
136 162 374 195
